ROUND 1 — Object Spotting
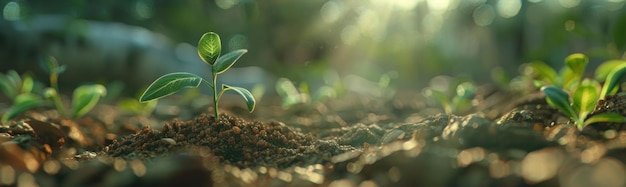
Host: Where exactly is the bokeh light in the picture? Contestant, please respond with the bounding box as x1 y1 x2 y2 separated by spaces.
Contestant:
320 0 342 23
216 0 240 9
473 4 495 26
228 34 249 51
135 0 154 20
496 0 522 18
2 1 20 21
559 0 581 8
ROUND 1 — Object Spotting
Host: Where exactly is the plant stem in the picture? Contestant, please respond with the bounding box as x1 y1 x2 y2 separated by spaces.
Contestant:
212 72 219 118
50 73 66 116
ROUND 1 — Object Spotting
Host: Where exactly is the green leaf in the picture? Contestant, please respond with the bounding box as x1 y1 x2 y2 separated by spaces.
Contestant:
594 60 626 81
5 70 21 90
564 53 589 82
213 49 248 74
71 84 107 118
139 72 203 103
583 112 625 130
1 93 45 123
424 88 452 114
0 73 17 99
490 67 510 89
43 88 58 99
600 63 626 99
313 86 336 102
528 61 558 85
541 86 577 120
275 78 303 107
251 84 266 102
197 32 221 65
572 79 600 121
456 82 476 99
20 74 34 94
40 56 66 75
222 84 256 112
451 96 472 114
560 67 578 91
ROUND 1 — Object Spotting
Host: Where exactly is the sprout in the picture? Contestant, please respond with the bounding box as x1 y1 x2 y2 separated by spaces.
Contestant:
139 32 256 118
540 54 626 130
41 56 107 119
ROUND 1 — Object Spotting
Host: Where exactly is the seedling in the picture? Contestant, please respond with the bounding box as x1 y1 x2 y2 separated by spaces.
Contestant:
139 32 255 118
0 70 35 100
41 56 107 119
1 93 45 123
423 81 476 115
0 70 45 123
526 53 592 92
275 77 339 108
540 54 626 130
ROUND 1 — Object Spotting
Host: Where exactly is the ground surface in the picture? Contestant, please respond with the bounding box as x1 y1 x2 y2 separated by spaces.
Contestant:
1 86 626 187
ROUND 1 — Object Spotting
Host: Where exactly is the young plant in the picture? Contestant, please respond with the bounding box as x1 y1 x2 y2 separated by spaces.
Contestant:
423 79 476 115
41 56 107 119
540 54 626 130
526 53 590 92
0 70 46 123
275 77 339 109
1 93 46 123
275 77 310 108
0 70 35 100
139 32 255 118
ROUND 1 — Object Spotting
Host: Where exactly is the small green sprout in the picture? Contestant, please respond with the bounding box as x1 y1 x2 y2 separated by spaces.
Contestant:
275 78 309 108
275 77 339 109
526 53 589 91
0 70 46 123
139 32 255 118
0 70 35 100
423 80 476 115
1 93 45 123
540 54 626 130
41 56 107 119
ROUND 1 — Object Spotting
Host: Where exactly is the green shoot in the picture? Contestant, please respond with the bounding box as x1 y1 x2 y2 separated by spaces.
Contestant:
275 77 339 109
0 70 45 123
1 93 45 123
41 56 107 119
540 55 626 130
0 70 35 100
423 81 476 115
139 32 256 118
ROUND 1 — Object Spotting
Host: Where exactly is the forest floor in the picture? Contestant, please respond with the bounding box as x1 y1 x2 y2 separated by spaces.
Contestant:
1 85 626 187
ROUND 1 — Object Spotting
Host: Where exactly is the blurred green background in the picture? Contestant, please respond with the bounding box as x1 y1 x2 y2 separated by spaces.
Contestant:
1 0 625 97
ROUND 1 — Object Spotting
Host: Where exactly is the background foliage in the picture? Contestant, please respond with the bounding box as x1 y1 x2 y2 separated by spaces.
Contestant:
1 0 625 95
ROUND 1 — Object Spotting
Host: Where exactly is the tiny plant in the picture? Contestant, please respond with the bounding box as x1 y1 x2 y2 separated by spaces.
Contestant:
423 81 476 115
0 70 45 123
139 32 255 118
41 56 107 119
540 53 626 130
0 70 35 100
275 77 338 108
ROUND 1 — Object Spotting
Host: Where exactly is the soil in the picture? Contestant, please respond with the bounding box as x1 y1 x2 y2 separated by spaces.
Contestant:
1 86 626 187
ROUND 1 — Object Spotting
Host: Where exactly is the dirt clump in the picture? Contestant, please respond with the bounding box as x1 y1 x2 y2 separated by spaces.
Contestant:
106 113 349 168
